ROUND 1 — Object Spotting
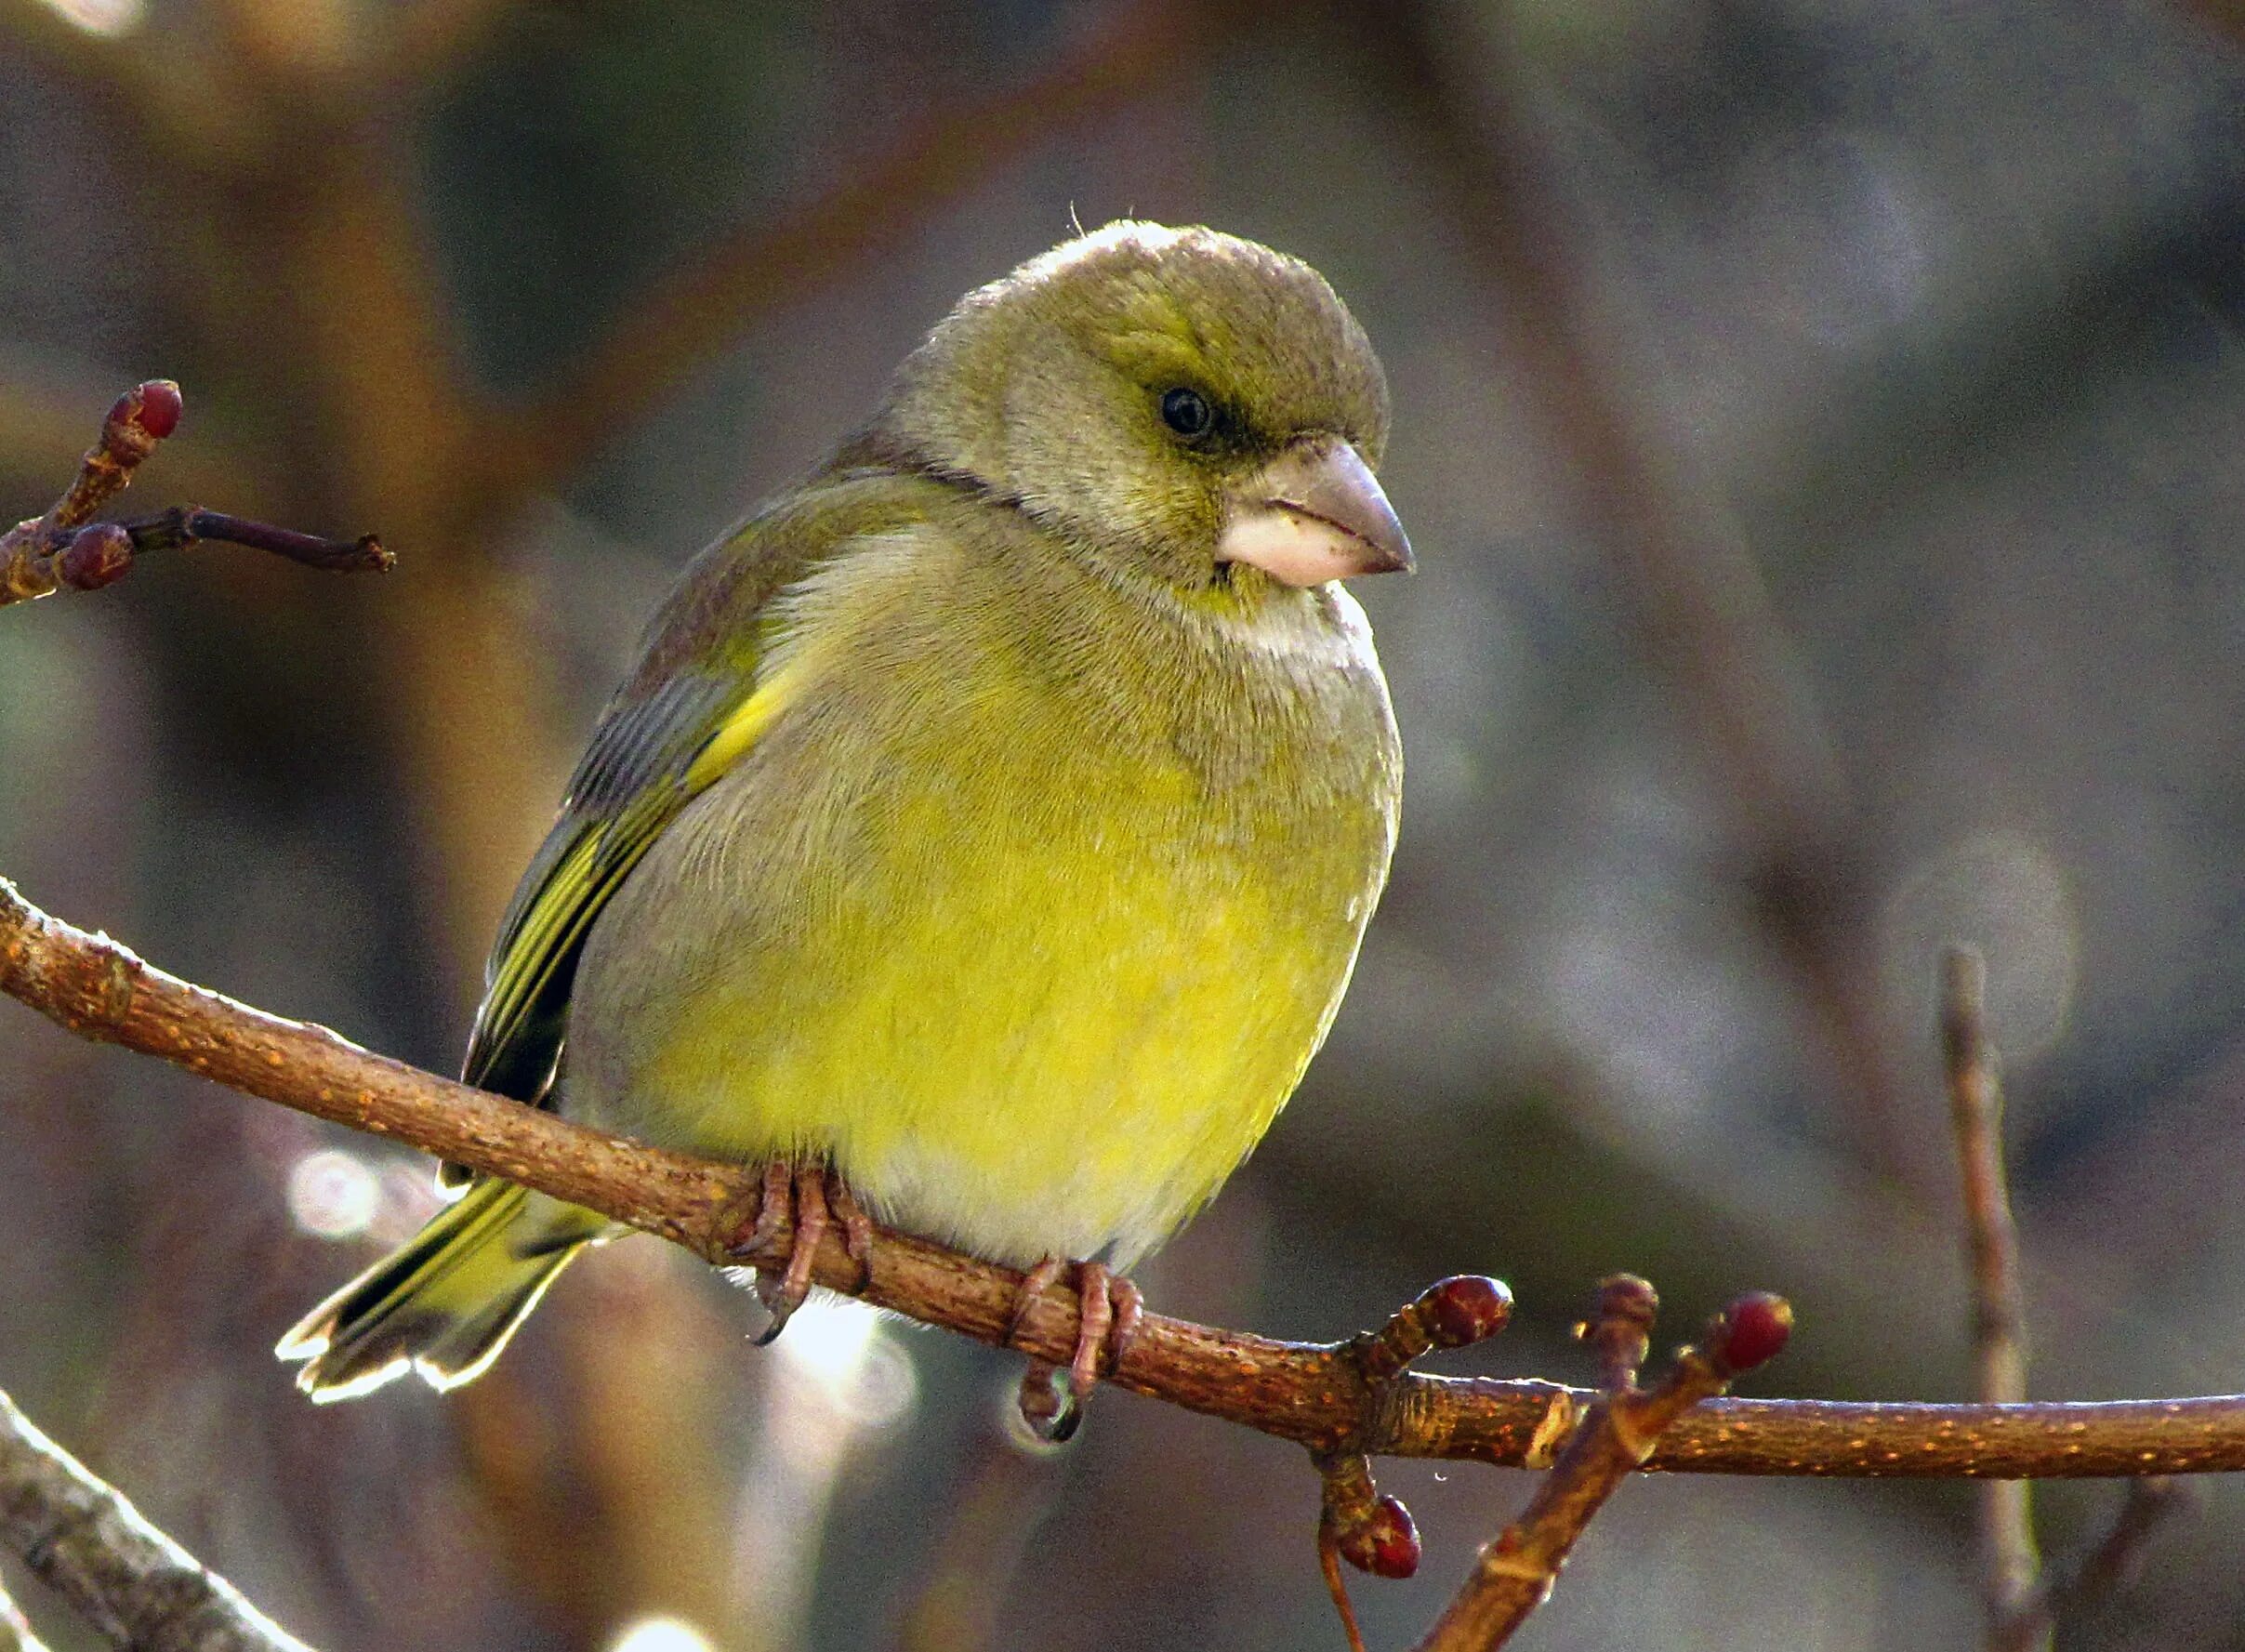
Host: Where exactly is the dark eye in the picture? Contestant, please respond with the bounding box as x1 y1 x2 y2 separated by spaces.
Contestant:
1159 387 1213 438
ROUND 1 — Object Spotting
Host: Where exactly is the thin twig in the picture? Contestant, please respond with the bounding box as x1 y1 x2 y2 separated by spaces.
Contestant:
1942 946 2046 1652
7 879 2245 1478
119 509 390 575
2047 1478 2193 1619
0 387 387 606
0 1388 313 1652
1414 1289 1794 1651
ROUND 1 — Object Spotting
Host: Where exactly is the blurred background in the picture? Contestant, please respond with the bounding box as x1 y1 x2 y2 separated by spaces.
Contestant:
4 0 2245 1646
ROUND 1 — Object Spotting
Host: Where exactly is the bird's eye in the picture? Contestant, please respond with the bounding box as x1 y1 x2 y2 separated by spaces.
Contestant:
1159 387 1213 438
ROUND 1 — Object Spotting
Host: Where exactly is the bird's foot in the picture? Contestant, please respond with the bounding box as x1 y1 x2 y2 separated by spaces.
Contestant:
729 1162 875 1344
1006 1258 1143 1444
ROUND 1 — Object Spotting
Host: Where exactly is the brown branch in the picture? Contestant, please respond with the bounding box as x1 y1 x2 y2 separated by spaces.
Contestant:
0 385 388 606
117 509 390 575
494 0 1217 495
1314 1277 1516 1650
1943 947 2046 1652
10 877 2245 1481
0 1387 314 1652
1416 1286 1794 1651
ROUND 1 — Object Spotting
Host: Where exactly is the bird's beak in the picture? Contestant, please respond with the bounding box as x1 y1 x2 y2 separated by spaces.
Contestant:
1218 436 1414 588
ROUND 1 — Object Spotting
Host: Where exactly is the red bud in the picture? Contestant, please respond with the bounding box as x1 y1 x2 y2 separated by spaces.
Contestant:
59 523 133 589
1424 1275 1513 1347
1339 1495 1420 1579
129 380 182 440
1712 1291 1792 1374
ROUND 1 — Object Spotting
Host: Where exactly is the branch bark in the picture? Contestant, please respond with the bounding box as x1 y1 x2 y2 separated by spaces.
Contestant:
0 1389 312 1652
9 875 2245 1479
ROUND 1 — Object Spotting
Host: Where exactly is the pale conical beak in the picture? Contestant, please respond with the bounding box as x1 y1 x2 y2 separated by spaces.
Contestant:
1218 437 1414 588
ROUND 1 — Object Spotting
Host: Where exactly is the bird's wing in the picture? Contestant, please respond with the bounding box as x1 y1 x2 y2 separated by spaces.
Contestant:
456 472 938 1138
459 663 786 1106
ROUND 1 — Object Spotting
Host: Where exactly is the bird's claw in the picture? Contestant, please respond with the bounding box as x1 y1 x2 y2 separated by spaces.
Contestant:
730 1162 875 1344
1008 1259 1142 1443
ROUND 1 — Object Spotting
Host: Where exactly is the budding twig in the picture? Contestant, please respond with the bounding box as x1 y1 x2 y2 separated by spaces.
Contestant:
1315 1276 1513 1649
0 383 386 606
9 876 2245 1480
1413 1287 1793 1652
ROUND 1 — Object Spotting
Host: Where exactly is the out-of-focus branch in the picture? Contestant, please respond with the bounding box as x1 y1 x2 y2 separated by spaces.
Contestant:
1943 947 2046 1652
10 876 2245 1479
1415 1282 1794 1652
1348 0 1916 1181
0 1573 52 1652
0 1388 314 1652
1941 949 2190 1648
494 0 1216 495
2046 1478 2194 1619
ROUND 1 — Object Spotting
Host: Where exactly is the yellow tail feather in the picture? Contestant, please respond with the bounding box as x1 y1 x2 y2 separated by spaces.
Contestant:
276 1182 603 1402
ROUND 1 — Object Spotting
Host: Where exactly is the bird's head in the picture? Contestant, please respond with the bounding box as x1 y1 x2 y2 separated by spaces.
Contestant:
861 221 1410 601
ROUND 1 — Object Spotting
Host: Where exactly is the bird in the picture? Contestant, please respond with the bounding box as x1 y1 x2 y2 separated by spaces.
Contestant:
278 220 1410 1435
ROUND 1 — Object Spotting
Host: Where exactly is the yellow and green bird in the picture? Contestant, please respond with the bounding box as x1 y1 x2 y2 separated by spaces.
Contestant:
279 221 1411 1429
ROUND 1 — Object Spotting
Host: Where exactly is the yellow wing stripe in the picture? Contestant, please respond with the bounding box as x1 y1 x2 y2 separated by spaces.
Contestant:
684 667 793 792
473 669 799 1078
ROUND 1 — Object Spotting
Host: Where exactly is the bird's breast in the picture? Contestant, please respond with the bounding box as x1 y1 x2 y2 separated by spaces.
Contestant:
571 530 1399 1268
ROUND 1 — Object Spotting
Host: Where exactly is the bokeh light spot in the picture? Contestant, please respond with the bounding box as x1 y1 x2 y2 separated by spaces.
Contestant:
1882 829 2080 1064
31 0 142 35
609 1618 714 1652
773 1299 918 1430
285 1149 380 1240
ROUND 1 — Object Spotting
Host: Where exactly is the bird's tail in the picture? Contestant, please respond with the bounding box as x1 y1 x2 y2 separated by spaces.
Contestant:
276 1181 604 1402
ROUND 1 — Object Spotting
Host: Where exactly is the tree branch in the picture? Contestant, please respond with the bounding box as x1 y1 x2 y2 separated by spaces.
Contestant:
0 1388 312 1652
8 876 2245 1480
1415 1283 1793 1651
1942 948 2191 1649
1944 947 2047 1652
0 384 388 606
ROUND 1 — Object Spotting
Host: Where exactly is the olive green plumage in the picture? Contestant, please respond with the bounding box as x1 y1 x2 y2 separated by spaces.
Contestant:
280 221 1408 1399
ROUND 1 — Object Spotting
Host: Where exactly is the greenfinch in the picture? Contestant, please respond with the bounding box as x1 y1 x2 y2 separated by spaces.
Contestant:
280 221 1411 1426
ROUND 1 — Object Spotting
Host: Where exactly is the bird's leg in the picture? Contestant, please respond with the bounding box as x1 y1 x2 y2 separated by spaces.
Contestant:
1006 1258 1143 1442
724 1162 829 1344
757 1164 832 1340
724 1164 877 1343
824 1167 876 1289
